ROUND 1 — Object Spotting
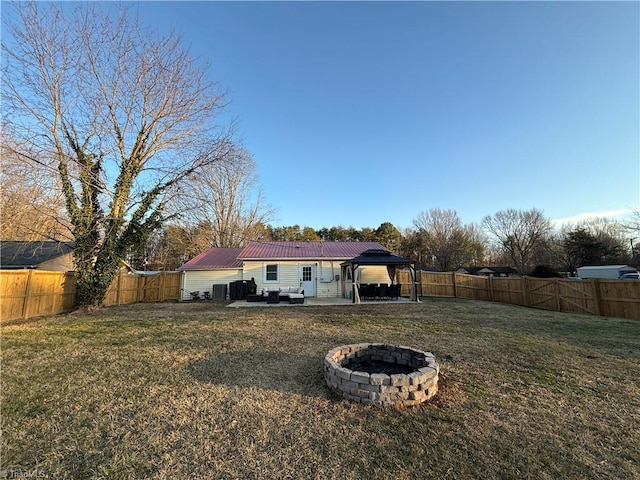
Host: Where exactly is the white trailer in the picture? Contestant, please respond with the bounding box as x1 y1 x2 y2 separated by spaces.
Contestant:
576 265 639 279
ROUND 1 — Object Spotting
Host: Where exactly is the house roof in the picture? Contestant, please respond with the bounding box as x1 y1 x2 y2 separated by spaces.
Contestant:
341 249 414 267
485 267 517 274
0 241 75 269
458 266 517 275
238 241 386 260
178 247 244 270
576 265 633 271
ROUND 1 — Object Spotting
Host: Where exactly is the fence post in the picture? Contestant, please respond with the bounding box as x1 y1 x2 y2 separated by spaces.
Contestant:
452 273 458 298
554 279 561 312
161 272 167 301
591 279 602 316
137 275 143 303
116 272 122 306
522 276 530 307
488 275 495 303
21 269 35 320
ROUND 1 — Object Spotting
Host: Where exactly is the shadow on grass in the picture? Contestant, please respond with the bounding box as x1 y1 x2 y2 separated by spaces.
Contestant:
187 351 467 410
187 351 329 398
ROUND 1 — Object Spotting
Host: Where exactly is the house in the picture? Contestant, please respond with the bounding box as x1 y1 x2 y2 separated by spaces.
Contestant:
177 247 244 299
178 241 400 300
457 266 518 277
0 241 138 274
0 241 75 271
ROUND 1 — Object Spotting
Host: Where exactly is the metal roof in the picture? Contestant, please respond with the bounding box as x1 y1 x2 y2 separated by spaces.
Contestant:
576 265 633 270
238 241 387 259
178 247 244 270
459 266 517 275
341 249 415 267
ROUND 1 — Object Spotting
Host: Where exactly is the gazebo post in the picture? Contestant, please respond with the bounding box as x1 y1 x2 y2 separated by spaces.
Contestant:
352 264 361 304
410 265 421 303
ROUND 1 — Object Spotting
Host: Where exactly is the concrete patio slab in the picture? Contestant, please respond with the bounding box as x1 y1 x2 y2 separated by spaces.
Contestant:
226 297 414 307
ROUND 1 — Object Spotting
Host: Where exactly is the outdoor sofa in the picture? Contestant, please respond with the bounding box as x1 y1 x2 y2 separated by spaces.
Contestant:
246 286 305 304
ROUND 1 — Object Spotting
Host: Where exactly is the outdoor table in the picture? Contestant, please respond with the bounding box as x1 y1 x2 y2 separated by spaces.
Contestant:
267 290 280 304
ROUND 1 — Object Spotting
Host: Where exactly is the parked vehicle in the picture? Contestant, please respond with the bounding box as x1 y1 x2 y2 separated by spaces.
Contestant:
576 265 640 279
620 272 640 279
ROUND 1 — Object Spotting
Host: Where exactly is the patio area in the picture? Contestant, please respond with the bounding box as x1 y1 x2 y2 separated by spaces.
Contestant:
227 297 414 308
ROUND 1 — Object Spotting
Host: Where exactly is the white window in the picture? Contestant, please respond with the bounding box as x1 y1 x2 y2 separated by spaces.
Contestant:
265 264 279 282
302 266 312 282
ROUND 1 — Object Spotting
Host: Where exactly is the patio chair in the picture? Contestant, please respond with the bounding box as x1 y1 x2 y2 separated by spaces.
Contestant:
359 284 368 300
366 284 378 300
379 284 389 300
389 284 400 300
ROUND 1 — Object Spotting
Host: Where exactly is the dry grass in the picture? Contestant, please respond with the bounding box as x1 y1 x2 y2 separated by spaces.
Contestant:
1 299 639 479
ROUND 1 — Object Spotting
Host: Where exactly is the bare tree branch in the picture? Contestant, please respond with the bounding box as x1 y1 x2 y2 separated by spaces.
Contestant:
482 208 551 274
169 146 275 248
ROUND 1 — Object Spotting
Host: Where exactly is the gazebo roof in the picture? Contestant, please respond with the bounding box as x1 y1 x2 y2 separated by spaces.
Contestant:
341 249 414 267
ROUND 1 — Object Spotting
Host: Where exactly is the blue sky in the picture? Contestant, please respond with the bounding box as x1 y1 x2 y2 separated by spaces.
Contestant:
84 2 640 229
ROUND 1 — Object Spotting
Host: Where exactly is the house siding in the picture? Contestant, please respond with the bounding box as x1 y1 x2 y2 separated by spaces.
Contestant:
359 266 393 285
244 260 340 298
316 260 342 298
344 265 396 297
182 269 243 300
38 253 75 272
243 260 392 298
243 261 302 294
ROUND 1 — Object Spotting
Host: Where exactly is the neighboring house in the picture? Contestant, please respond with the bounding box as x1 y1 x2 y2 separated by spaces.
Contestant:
457 266 518 277
1 241 136 274
178 241 395 300
0 241 75 271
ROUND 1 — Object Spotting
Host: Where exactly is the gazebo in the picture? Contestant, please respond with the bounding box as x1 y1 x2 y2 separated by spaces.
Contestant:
340 249 419 303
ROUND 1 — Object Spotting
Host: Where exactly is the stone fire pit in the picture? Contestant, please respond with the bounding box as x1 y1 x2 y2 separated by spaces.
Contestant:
324 343 439 407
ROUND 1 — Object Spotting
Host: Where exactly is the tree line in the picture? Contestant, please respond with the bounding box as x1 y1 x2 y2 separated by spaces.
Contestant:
130 208 638 274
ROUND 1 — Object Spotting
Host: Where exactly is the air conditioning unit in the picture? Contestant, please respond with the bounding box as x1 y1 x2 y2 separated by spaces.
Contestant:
212 284 227 300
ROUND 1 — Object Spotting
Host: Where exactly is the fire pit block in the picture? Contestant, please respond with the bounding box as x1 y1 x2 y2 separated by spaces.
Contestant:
324 343 438 407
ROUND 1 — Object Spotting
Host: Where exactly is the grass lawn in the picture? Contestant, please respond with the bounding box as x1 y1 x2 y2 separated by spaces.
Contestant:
1 298 639 479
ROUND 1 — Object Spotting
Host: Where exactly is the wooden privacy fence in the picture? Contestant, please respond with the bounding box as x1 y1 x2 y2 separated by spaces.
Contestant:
396 271 640 320
0 270 182 322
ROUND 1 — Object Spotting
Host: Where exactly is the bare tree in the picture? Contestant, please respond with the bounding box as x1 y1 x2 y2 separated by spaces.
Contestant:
171 147 275 248
0 138 70 240
624 210 640 264
464 222 488 267
626 209 640 234
2 3 232 307
412 208 483 271
482 208 551 274
128 224 205 271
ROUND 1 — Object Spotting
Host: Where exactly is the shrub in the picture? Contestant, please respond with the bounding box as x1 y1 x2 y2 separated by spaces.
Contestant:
529 265 562 278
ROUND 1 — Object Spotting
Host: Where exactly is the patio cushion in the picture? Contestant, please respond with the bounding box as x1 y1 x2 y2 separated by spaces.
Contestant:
288 293 304 304
263 286 304 296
